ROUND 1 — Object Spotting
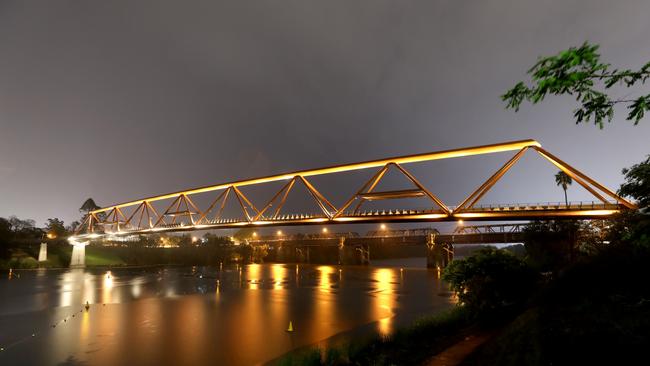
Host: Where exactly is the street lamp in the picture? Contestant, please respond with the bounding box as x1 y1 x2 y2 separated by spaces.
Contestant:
322 227 328 233
380 224 387 230
276 230 283 236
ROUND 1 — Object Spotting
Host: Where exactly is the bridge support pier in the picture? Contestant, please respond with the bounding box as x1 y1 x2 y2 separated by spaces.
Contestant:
295 247 310 263
338 237 370 265
426 234 453 269
70 241 88 268
38 242 47 262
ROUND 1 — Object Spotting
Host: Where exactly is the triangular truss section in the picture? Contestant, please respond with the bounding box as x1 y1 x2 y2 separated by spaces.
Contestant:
334 162 451 217
454 146 637 213
196 186 260 224
124 201 161 230
254 176 338 220
154 194 203 226
96 207 129 232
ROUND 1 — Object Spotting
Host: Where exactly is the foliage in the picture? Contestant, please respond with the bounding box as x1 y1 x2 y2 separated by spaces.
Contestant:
79 198 101 213
502 42 650 128
605 155 650 251
442 248 537 316
618 155 650 208
45 218 68 238
463 241 650 366
554 170 572 205
7 216 42 239
233 227 256 241
0 217 12 259
522 220 581 271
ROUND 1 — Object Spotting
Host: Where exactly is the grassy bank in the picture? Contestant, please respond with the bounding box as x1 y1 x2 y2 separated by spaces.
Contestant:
276 306 479 366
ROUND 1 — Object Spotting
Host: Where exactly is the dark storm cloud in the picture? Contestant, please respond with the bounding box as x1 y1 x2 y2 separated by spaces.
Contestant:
0 0 649 226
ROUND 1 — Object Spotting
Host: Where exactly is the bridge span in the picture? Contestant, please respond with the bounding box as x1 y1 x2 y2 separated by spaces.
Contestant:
71 139 635 242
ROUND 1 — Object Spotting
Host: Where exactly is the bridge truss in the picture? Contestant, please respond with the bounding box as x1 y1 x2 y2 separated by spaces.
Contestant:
73 139 636 240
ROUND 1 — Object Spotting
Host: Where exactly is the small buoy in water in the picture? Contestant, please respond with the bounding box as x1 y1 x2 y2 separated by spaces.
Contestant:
1 347 4 351
85 301 90 311
286 321 294 333
31 333 35 337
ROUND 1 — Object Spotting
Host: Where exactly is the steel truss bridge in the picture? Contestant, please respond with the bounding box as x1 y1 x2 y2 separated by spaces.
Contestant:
72 139 636 241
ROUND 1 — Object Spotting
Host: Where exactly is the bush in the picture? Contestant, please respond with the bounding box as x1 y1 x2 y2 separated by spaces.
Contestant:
9 256 39 269
443 248 538 317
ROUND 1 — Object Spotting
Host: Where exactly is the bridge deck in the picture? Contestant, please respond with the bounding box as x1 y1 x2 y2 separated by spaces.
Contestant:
75 202 621 240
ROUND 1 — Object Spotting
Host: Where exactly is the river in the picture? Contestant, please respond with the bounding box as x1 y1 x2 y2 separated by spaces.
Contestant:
0 258 455 365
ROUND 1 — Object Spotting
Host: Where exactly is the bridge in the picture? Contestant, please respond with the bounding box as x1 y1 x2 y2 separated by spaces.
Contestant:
72 139 635 241
242 224 525 267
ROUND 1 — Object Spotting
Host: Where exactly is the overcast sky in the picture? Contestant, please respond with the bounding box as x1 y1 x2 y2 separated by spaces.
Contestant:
1 0 649 230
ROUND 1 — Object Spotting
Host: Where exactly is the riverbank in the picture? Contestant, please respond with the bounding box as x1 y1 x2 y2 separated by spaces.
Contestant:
275 307 479 365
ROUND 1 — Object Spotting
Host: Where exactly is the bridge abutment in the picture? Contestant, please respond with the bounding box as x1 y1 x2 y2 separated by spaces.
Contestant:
426 234 453 269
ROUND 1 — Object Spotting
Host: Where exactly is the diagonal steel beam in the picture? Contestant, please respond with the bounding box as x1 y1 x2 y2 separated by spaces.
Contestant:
455 147 529 213
334 164 391 218
253 178 297 221
533 147 637 209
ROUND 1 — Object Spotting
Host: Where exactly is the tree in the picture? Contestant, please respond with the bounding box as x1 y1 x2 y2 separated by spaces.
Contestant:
45 218 67 238
442 247 537 316
67 221 81 233
502 42 650 128
523 220 582 271
555 171 573 205
0 218 12 259
608 156 650 250
618 155 650 209
79 198 101 213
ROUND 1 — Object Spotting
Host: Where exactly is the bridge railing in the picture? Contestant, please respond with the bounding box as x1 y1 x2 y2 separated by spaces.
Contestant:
86 201 624 236
457 200 621 212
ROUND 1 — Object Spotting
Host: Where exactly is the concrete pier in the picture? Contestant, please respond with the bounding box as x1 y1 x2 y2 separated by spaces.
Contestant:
70 242 87 268
38 243 47 262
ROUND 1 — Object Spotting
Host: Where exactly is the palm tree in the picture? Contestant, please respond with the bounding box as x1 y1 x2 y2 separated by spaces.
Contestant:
555 171 572 206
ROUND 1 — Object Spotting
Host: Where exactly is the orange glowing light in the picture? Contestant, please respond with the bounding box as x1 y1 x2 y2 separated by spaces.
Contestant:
91 139 541 213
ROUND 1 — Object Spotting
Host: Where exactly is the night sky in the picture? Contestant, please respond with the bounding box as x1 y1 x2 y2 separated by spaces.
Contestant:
1 0 649 230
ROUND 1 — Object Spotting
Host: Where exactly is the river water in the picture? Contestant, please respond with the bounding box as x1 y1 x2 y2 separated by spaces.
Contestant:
0 258 455 365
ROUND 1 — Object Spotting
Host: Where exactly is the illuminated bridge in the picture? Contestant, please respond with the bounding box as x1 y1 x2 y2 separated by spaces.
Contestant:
72 139 636 241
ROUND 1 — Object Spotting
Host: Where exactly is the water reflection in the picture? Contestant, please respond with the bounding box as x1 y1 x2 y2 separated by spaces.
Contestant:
373 268 398 336
0 264 454 366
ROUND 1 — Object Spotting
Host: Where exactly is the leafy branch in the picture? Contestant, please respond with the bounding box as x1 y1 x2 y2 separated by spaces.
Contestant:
502 42 650 128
